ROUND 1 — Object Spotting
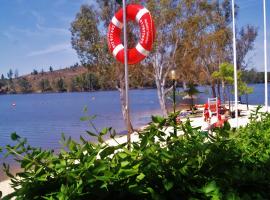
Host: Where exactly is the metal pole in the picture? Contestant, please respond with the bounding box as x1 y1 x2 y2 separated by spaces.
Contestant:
232 0 238 126
122 0 132 144
264 0 268 112
173 80 176 114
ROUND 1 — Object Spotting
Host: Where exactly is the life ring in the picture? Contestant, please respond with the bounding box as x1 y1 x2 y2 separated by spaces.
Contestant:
107 4 155 64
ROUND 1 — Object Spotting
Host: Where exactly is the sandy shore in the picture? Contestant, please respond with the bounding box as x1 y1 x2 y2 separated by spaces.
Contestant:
0 179 13 198
0 104 265 198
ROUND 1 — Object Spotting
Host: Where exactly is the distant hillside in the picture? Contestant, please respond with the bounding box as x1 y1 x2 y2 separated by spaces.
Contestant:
21 66 88 92
0 66 95 94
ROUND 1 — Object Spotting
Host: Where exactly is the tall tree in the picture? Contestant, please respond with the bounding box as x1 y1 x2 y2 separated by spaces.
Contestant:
211 62 234 103
71 2 134 133
236 25 258 70
146 0 215 115
14 69 19 79
199 0 233 98
7 69 13 80
144 0 180 116
49 66 53 72
7 69 14 93
71 5 101 66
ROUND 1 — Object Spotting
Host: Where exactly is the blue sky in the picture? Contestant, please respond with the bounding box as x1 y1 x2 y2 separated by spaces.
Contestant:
0 0 269 76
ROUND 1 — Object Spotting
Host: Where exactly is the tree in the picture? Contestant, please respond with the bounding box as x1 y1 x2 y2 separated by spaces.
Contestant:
238 80 253 110
14 69 19 78
7 69 13 80
183 83 200 111
212 62 254 109
54 78 66 92
49 66 53 72
198 0 233 98
211 62 234 103
71 3 134 135
145 0 181 116
71 5 101 66
1 74 5 80
236 25 258 70
18 78 31 93
32 69 38 75
7 69 14 93
39 79 51 92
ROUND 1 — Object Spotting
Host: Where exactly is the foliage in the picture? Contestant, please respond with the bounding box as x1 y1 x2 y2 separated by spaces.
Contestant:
74 73 100 91
211 63 234 85
39 79 52 92
7 69 13 80
70 5 101 66
212 63 254 103
14 69 19 79
1 108 270 199
182 83 200 109
236 25 258 70
32 69 38 75
17 78 32 93
238 80 254 96
242 68 269 84
53 78 66 92
184 83 200 97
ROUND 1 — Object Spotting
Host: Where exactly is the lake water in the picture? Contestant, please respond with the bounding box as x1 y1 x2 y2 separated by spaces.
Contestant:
0 84 268 180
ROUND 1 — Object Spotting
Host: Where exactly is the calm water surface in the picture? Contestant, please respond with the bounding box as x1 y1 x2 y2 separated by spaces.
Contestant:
0 84 268 180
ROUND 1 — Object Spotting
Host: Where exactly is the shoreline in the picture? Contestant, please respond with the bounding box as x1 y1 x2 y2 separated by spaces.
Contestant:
0 87 159 96
0 104 265 197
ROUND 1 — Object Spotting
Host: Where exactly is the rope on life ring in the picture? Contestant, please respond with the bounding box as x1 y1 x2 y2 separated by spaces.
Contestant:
107 4 155 64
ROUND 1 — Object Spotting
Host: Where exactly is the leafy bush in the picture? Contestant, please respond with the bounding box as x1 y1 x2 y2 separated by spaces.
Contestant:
1 108 270 199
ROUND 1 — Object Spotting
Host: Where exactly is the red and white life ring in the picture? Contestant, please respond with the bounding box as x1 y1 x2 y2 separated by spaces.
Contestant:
107 4 155 65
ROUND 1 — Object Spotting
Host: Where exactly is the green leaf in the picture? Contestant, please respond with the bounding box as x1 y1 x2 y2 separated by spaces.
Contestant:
83 106 88 113
100 128 109 136
99 146 115 159
80 116 90 121
136 173 145 182
163 179 174 191
121 160 130 168
201 181 220 197
80 115 96 122
86 131 97 137
152 116 165 124
118 152 128 159
10 132 20 141
98 136 104 143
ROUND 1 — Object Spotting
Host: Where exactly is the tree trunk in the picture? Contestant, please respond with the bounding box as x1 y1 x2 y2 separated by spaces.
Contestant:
246 94 249 110
183 81 187 90
211 82 217 98
239 96 242 104
155 77 167 117
217 80 221 99
222 80 226 103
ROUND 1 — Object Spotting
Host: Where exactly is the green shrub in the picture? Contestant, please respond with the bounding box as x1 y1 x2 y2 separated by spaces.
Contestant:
1 108 270 199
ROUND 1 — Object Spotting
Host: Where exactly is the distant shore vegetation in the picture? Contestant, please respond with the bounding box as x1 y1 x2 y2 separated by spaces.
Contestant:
0 66 267 95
